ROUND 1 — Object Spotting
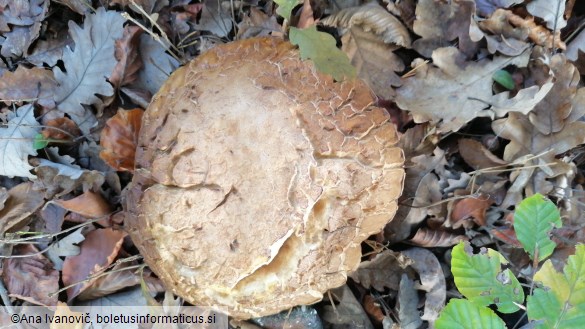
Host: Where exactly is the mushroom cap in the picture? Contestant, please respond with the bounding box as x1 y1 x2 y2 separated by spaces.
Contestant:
125 37 404 319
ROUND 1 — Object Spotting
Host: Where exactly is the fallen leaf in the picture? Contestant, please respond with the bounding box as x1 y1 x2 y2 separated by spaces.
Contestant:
99 108 143 172
132 34 180 96
77 262 142 300
41 117 81 141
475 0 524 17
25 32 71 66
297 0 315 29
528 52 584 134
397 274 422 329
0 0 49 58
110 25 144 88
339 27 404 99
526 0 566 31
53 7 125 134
322 285 374 329
492 112 585 163
401 247 446 323
46 228 85 270
54 190 112 219
362 295 385 324
409 227 467 248
448 193 494 228
349 249 413 291
0 104 40 179
251 306 322 329
62 228 127 301
0 182 45 235
321 3 411 48
458 138 508 171
396 47 549 133
237 7 282 39
192 2 232 37
412 0 478 57
0 66 57 108
2 244 59 307
53 0 91 14
33 159 105 198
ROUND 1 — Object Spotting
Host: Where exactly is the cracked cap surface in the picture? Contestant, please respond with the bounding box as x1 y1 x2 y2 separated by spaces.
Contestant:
124 37 405 319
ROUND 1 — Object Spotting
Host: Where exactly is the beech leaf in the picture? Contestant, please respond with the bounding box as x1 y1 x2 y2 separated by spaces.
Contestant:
53 7 125 134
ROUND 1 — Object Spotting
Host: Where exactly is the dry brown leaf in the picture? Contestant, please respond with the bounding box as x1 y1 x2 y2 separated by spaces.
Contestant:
412 0 477 57
482 9 566 50
458 138 508 171
0 182 45 235
110 0 168 14
401 247 445 323
2 244 59 307
0 66 57 108
99 108 143 172
33 162 105 199
527 51 584 134
492 112 585 163
110 25 144 88
62 228 127 301
526 0 566 31
321 285 374 329
77 262 141 300
395 47 552 133
386 0 416 29
363 294 385 324
237 7 281 39
53 0 91 14
0 0 49 58
54 190 112 219
448 194 494 228
321 3 411 47
340 27 404 99
386 148 447 243
409 227 467 248
349 250 413 291
41 117 81 141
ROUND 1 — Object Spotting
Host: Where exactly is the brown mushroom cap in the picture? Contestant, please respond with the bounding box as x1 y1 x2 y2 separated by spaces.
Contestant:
124 37 404 319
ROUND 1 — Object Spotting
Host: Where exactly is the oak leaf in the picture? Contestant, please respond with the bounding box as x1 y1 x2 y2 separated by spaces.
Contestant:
53 7 125 134
0 105 39 179
0 67 57 108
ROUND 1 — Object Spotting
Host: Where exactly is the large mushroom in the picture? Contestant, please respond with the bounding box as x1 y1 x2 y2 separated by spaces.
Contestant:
124 37 405 319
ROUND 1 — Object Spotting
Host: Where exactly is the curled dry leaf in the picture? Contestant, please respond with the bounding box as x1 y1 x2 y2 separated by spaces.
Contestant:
321 285 375 329
54 190 112 219
41 117 81 141
412 0 478 57
320 3 411 47
0 66 57 108
99 108 143 172
62 228 127 301
0 182 45 235
458 138 508 171
401 247 446 323
2 244 59 307
409 227 467 248
110 25 144 88
33 159 105 199
448 193 495 228
237 7 281 39
0 0 49 58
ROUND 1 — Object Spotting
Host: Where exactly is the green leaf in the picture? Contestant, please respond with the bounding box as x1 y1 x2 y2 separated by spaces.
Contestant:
451 242 524 313
493 70 515 90
289 26 356 81
436 299 507 329
273 0 301 21
514 193 562 262
33 133 50 150
527 244 585 329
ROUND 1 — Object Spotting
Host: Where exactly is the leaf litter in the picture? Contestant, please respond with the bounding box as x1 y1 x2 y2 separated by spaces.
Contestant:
0 0 585 328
